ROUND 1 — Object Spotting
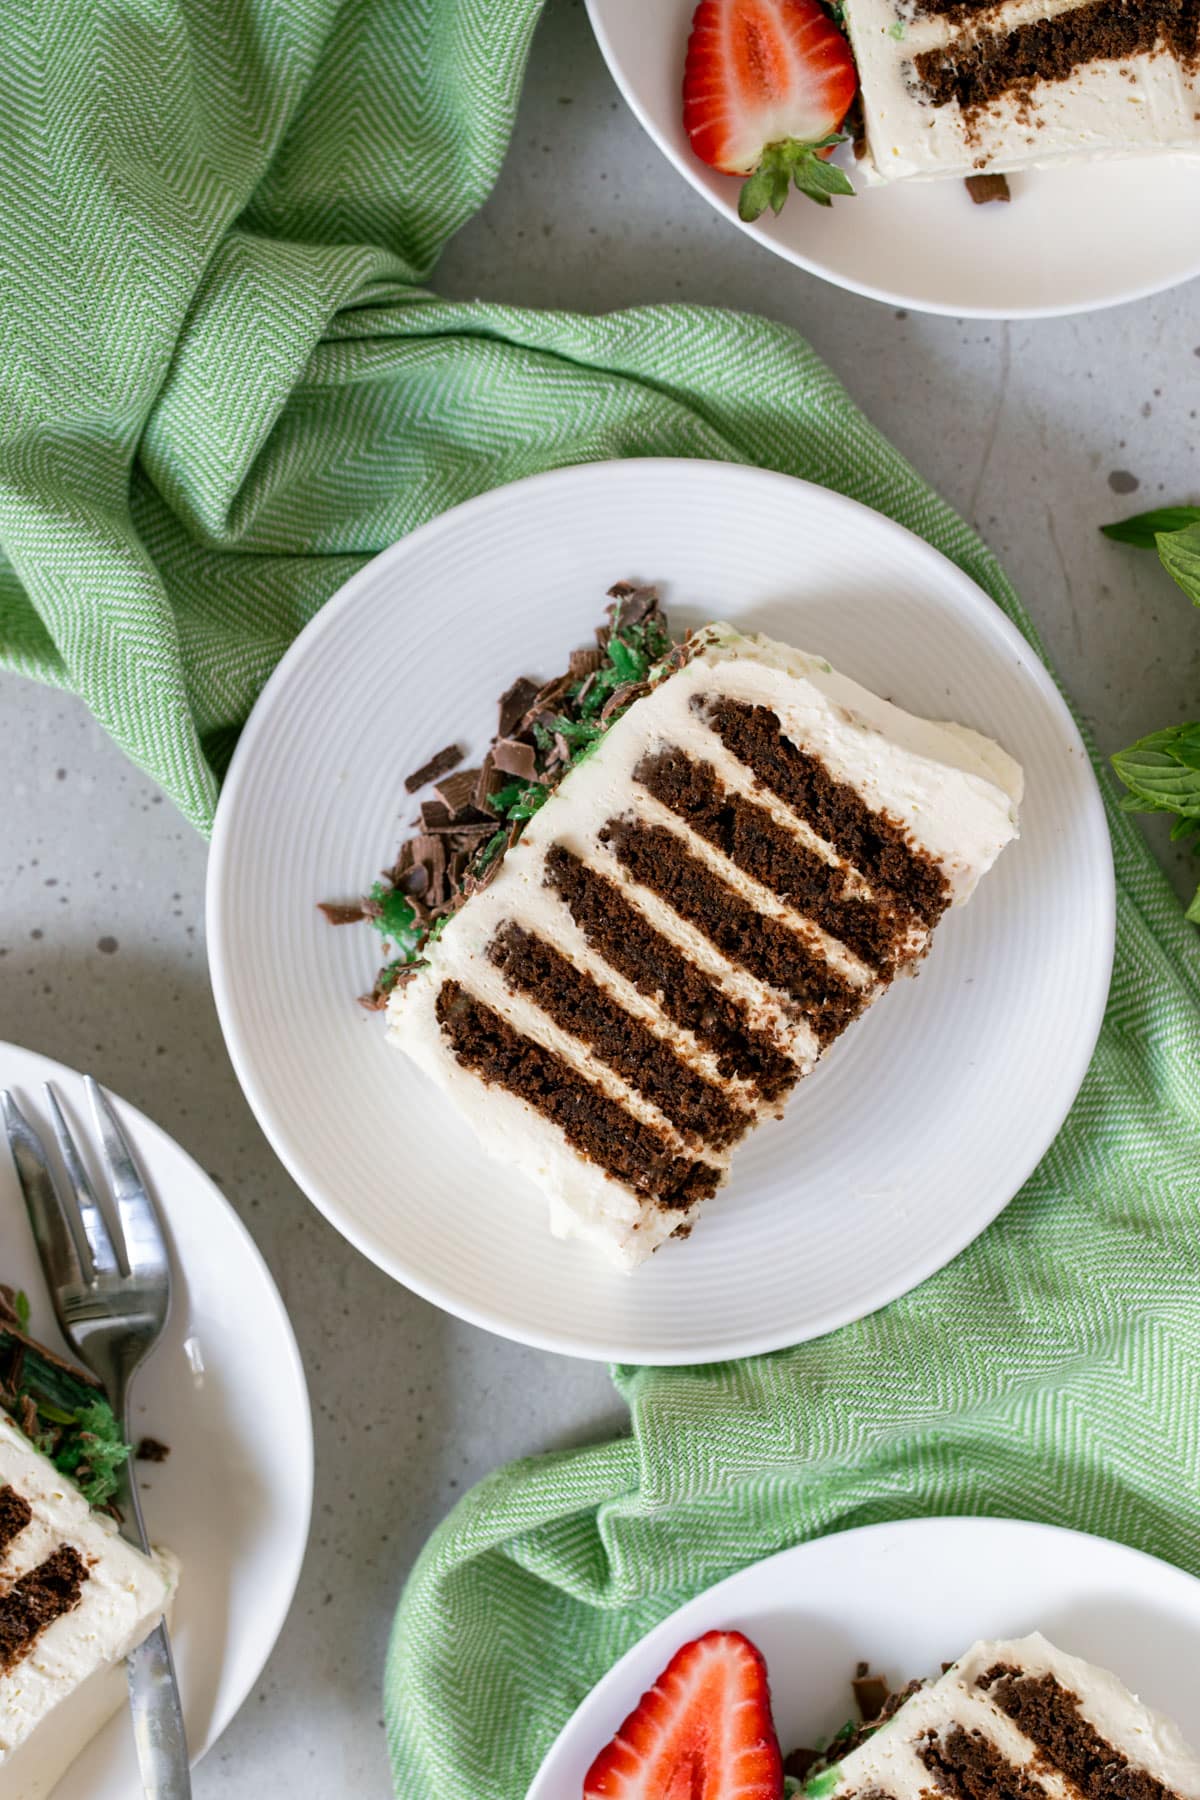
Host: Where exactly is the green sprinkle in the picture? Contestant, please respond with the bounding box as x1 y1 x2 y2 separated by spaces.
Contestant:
368 882 424 959
806 1765 844 1799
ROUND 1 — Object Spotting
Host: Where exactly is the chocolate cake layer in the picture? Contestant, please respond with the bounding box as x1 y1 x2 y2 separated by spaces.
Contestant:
920 1724 1051 1800
698 696 950 924
0 1544 89 1674
0 1485 32 1557
600 816 866 1043
544 845 798 1102
914 0 1200 114
488 922 750 1149
435 981 720 1211
634 746 915 973
980 1668 1182 1800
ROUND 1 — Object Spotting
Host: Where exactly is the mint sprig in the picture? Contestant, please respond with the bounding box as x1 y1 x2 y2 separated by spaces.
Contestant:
1101 506 1200 919
1156 522 1200 606
739 135 855 220
1100 506 1200 550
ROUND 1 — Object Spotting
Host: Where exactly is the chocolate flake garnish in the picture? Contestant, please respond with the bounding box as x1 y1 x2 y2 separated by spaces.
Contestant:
492 738 539 781
474 753 503 814
965 172 1011 203
331 584 676 1000
404 743 462 794
316 901 368 927
498 677 539 739
434 769 483 818
136 1437 170 1463
853 1672 891 1718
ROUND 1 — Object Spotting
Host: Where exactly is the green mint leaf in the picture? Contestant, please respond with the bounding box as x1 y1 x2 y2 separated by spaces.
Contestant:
1186 882 1200 925
13 1290 30 1330
1111 723 1200 818
1100 506 1200 549
1156 521 1200 606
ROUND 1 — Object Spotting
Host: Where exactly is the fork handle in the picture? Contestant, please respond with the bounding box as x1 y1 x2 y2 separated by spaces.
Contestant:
116 1397 193 1799
127 1622 193 1798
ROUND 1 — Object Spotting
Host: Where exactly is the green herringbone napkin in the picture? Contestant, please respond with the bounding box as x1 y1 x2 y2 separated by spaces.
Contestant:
1 5 1197 1798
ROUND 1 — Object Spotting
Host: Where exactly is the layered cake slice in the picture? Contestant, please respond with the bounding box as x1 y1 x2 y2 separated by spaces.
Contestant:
842 0 1200 185
0 1290 174 1797
807 1632 1200 1800
382 595 1021 1269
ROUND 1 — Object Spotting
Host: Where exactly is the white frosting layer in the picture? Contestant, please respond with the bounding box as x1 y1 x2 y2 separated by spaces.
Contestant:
388 627 1020 1270
842 0 1200 183
829 1631 1200 1800
0 1414 174 1782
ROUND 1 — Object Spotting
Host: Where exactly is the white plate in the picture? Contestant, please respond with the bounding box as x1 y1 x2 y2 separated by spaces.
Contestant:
529 1516 1200 1794
207 458 1113 1365
0 1043 312 1799
586 0 1200 317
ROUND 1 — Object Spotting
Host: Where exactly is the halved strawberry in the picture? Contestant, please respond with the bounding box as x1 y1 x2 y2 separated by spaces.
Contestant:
583 1628 784 1799
683 0 859 217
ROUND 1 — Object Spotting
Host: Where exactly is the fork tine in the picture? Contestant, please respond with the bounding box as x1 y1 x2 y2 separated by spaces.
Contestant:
85 1078 170 1285
2 1088 88 1297
43 1085 122 1280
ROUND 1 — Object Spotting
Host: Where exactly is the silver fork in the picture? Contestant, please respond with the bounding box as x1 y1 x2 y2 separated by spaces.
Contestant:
2 1077 191 1799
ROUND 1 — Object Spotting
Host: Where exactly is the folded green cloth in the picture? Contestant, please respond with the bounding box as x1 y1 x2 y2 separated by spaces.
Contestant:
2 6 1197 1798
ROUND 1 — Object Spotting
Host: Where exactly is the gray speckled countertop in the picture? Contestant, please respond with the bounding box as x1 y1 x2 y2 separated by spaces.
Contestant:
2 2 1198 1793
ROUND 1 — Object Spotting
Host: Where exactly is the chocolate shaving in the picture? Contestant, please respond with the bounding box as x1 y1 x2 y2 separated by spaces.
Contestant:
853 1672 891 1718
607 580 657 629
434 769 483 818
498 677 539 739
316 900 368 927
520 675 573 733
336 583 677 1001
404 743 462 794
600 681 641 722
965 172 1011 203
784 1748 820 1782
474 753 504 814
136 1437 170 1463
492 738 538 781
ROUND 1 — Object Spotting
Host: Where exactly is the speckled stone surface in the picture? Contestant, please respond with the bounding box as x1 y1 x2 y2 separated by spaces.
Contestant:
1 1 1198 1792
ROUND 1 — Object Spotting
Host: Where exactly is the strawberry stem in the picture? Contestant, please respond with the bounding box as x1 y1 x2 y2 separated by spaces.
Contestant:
738 135 855 221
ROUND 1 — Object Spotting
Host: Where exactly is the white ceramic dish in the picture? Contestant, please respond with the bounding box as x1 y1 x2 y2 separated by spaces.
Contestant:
586 0 1200 318
207 457 1113 1365
0 1043 312 1800
529 1516 1200 1794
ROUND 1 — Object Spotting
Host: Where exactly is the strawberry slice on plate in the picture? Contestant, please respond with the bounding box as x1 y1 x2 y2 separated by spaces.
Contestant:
683 0 859 217
583 1628 784 1799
